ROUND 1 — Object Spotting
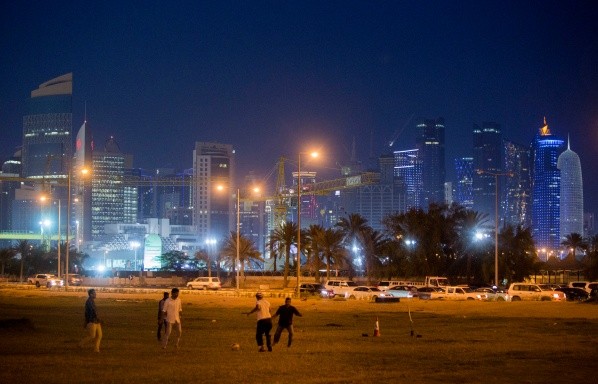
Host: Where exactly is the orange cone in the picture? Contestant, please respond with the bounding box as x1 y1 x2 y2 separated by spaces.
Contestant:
373 317 380 337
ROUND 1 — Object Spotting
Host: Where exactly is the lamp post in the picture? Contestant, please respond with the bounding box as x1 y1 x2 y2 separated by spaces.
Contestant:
66 168 89 289
130 241 141 270
236 188 240 291
477 170 511 287
296 151 318 296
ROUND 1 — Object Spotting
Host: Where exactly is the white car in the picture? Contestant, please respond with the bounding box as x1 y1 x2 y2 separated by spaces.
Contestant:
507 283 565 301
27 274 64 288
344 286 390 301
186 277 221 290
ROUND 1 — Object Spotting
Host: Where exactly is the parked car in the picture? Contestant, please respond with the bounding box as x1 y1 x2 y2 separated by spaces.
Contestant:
27 274 64 288
344 286 389 301
64 273 82 286
507 283 566 301
416 286 444 300
555 287 589 301
567 281 598 294
387 285 418 299
299 283 334 298
186 277 221 290
475 287 510 301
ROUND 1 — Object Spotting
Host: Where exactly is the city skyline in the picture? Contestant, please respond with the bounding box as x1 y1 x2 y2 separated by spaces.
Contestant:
1 1 597 216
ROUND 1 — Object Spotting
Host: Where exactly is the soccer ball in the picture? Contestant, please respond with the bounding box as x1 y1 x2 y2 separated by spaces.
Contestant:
231 343 240 351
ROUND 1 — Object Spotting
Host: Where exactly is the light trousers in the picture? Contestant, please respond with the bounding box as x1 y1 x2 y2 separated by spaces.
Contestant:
162 321 182 348
81 322 102 352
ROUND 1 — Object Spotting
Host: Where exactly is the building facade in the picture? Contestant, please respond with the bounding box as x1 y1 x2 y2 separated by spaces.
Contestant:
192 142 235 241
394 149 423 210
557 138 583 239
22 73 73 179
454 157 474 209
530 118 565 251
472 122 502 221
503 140 531 227
415 118 445 208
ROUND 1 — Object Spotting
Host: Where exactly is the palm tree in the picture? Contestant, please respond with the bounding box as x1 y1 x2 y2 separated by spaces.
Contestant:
269 221 297 288
561 233 587 256
15 240 32 283
582 234 598 280
221 232 263 287
305 224 325 281
193 249 209 275
0 247 16 275
454 209 491 283
360 228 386 283
318 228 349 279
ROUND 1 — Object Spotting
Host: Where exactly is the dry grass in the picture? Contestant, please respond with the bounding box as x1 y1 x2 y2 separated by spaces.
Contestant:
1 288 597 384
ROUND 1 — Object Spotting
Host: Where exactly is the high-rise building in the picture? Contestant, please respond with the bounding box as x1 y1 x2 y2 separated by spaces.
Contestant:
415 118 445 208
454 157 474 209
22 73 73 179
91 137 130 240
394 149 422 210
472 122 502 221
531 118 565 251
342 155 403 232
73 120 93 242
557 137 583 239
503 140 531 227
0 155 21 234
192 142 235 241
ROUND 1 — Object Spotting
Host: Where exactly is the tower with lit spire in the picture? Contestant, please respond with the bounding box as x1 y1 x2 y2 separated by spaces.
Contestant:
530 117 565 254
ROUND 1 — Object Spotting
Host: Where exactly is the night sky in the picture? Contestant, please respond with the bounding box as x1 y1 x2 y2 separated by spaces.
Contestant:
1 1 597 215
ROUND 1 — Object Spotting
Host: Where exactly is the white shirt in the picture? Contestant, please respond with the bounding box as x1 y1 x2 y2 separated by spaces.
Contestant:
162 297 182 323
255 299 271 321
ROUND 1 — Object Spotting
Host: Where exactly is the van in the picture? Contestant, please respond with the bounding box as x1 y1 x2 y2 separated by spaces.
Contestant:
186 277 221 290
324 280 358 295
507 283 565 301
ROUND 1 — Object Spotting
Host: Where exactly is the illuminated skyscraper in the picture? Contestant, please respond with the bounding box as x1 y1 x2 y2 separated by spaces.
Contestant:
192 142 235 241
22 73 73 179
531 118 565 250
73 120 93 241
503 140 531 227
454 157 474 209
91 137 130 240
394 149 422 210
416 118 445 208
472 122 502 221
557 137 583 239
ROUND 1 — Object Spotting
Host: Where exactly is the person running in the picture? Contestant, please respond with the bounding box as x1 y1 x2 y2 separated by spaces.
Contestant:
272 297 302 347
157 291 169 341
79 288 102 352
245 292 272 352
161 288 182 349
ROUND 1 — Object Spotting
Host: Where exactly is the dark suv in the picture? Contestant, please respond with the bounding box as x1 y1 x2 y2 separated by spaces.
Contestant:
300 283 334 298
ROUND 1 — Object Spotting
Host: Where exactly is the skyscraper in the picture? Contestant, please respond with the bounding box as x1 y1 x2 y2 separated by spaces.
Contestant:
73 120 93 242
22 73 73 179
557 137 583 239
394 149 423 210
415 118 445 208
192 142 235 241
472 122 502 221
454 157 474 209
531 118 565 251
91 137 128 240
503 140 531 227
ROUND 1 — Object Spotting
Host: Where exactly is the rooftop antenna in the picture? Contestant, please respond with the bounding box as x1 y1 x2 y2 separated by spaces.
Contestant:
84 101 87 123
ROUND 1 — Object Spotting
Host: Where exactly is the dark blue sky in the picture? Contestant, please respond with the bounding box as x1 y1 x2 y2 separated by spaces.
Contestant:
1 1 597 214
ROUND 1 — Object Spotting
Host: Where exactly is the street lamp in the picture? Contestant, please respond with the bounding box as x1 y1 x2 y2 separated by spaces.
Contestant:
66 167 89 289
297 151 319 296
476 169 511 287
130 241 141 270
235 186 260 290
41 196 61 277
205 238 216 278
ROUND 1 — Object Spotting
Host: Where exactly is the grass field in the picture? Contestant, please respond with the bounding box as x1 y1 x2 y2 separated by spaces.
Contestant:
1 288 597 384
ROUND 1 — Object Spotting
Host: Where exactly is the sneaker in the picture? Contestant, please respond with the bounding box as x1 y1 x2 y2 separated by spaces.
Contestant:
258 346 266 352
